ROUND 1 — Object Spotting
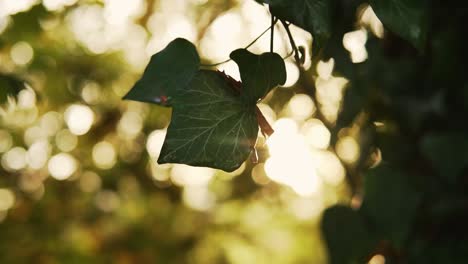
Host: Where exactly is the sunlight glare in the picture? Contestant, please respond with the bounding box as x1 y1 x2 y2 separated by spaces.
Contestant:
266 118 321 196
301 119 331 150
43 0 77 11
171 165 215 187
183 186 215 211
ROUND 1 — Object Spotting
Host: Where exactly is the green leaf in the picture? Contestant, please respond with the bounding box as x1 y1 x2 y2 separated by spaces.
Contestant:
123 38 200 106
259 0 332 52
321 205 373 264
421 133 468 182
369 0 428 50
0 74 26 104
230 49 286 104
158 70 258 172
360 165 422 248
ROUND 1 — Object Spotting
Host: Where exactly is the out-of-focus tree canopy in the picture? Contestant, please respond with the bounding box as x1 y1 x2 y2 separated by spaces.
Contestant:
1 0 467 263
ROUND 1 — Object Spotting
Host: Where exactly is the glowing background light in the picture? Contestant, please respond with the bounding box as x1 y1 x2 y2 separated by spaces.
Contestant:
27 140 51 169
301 119 331 150
92 141 117 169
368 254 386 264
146 130 166 159
43 0 78 11
64 104 94 135
287 94 316 121
0 189 15 211
79 171 102 193
0 130 13 153
10 41 34 66
1 147 27 171
265 118 322 196
48 153 77 180
343 29 368 63
171 164 215 187
336 136 360 164
55 129 78 152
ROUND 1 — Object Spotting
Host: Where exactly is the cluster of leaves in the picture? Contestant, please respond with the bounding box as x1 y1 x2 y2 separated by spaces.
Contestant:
127 0 468 263
124 39 286 172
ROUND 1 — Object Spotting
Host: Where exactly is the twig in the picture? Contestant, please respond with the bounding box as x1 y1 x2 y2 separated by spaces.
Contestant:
279 19 301 66
200 18 279 67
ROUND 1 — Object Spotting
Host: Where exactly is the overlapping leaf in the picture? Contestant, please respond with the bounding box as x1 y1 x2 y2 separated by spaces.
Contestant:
256 0 332 52
230 49 286 103
124 39 286 171
123 38 199 106
369 0 428 50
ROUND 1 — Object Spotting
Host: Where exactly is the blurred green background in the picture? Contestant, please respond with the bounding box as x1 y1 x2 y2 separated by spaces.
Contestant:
0 0 358 263
3 0 466 263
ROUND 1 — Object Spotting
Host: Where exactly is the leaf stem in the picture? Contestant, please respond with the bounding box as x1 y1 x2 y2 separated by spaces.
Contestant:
255 106 274 137
280 19 301 65
200 18 279 67
270 15 275 53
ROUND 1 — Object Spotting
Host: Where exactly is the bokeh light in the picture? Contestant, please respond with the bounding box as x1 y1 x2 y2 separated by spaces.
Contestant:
64 104 95 135
0 189 15 211
92 141 117 169
10 41 34 66
48 153 77 180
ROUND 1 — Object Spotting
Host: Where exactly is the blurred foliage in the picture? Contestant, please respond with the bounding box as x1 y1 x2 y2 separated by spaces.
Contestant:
1 0 468 264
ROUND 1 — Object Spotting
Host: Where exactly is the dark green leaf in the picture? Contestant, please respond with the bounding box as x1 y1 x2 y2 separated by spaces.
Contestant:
158 70 258 172
360 165 422 248
421 133 468 182
0 74 26 104
230 49 286 104
260 0 333 52
369 0 428 50
123 38 200 106
321 205 373 264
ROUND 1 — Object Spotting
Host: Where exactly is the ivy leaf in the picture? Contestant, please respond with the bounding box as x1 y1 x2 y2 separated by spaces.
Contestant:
0 73 26 104
321 205 373 264
369 0 428 51
258 0 332 52
360 165 422 249
230 49 286 104
158 70 258 172
123 38 200 106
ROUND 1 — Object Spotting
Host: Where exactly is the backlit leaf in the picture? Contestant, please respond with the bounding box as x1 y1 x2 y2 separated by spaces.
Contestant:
158 70 258 172
123 38 200 106
230 49 286 104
